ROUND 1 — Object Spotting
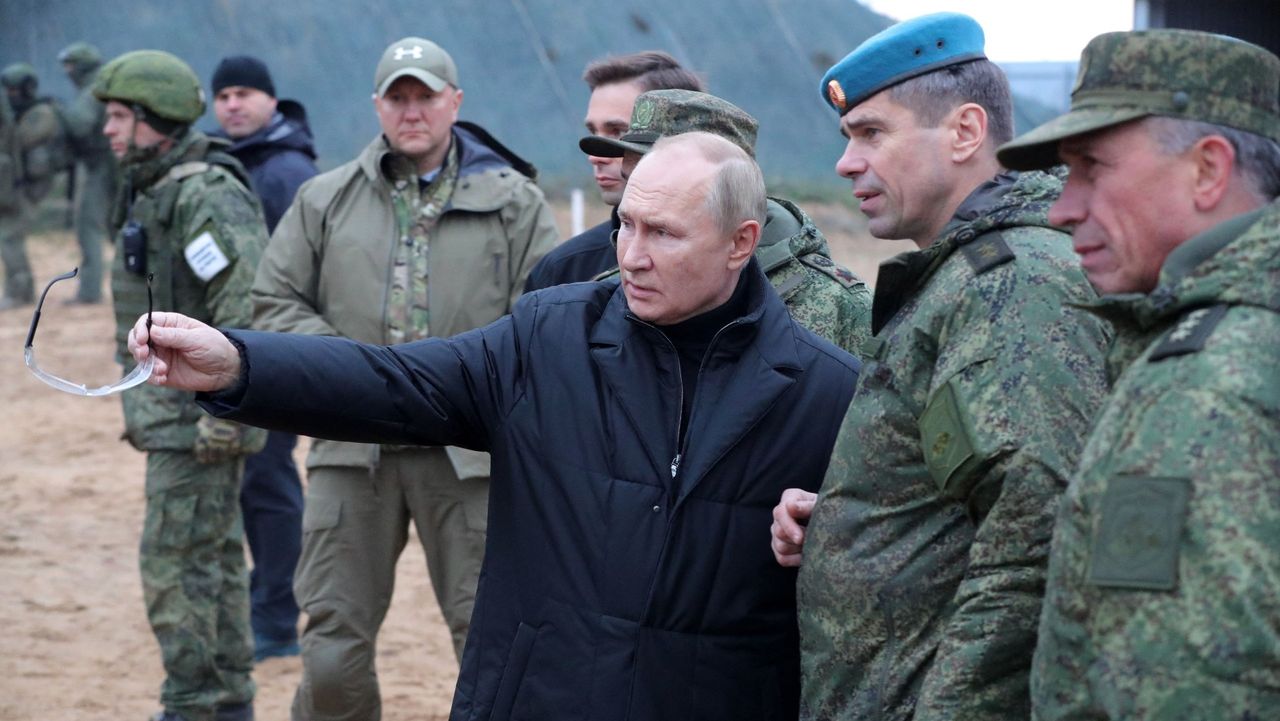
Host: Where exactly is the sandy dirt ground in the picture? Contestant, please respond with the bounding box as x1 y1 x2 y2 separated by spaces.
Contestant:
0 205 907 721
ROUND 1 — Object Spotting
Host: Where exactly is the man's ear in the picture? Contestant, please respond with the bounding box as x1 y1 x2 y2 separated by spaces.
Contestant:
949 102 988 164
1189 134 1236 212
728 219 761 270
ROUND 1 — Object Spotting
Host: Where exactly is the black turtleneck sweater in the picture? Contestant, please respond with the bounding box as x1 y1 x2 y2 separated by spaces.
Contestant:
656 268 751 451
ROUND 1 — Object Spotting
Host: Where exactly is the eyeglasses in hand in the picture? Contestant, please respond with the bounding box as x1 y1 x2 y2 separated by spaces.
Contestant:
24 268 155 396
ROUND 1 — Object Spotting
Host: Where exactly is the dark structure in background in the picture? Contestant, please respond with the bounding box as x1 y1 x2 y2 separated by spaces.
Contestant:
2 0 1060 186
1135 0 1279 56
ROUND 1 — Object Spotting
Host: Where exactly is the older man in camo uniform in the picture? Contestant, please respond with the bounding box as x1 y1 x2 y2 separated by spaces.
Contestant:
998 29 1280 720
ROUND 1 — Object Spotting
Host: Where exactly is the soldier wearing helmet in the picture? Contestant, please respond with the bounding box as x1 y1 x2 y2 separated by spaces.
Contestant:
57 41 118 304
0 63 69 309
94 49 266 721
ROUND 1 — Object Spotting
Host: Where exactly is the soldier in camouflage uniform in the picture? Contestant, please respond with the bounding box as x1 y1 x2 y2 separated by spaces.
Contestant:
95 50 267 721
996 30 1280 720
59 42 118 304
770 13 1112 719
250 37 557 720
0 63 67 309
581 89 873 355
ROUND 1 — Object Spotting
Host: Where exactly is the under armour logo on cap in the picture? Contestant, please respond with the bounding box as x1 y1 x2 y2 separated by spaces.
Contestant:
394 45 424 60
374 37 458 96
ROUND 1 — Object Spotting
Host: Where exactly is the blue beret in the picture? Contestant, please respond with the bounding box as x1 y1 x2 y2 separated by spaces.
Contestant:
821 12 987 114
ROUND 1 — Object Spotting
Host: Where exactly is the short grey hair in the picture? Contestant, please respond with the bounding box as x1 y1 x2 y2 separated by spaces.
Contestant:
1146 116 1280 201
647 131 766 236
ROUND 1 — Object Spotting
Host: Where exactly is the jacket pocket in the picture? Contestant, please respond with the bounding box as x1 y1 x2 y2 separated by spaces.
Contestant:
489 622 538 721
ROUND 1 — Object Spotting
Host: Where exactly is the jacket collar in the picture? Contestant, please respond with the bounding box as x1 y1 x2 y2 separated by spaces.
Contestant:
587 259 804 502
356 127 527 214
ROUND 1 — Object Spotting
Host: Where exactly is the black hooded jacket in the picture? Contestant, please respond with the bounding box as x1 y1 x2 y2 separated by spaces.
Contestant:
210 99 318 232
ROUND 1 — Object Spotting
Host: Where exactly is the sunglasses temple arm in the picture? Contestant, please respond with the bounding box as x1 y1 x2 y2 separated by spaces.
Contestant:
25 268 80 350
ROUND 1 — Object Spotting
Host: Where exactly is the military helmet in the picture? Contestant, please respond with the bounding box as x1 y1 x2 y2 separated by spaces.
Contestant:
0 62 38 88
58 42 103 69
93 50 205 123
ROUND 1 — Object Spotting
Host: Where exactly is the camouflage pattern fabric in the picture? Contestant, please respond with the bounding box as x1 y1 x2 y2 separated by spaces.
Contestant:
797 170 1112 720
109 127 265 719
581 88 758 158
756 196 871 356
1033 199 1280 720
999 29 1280 171
141 451 254 721
386 141 459 344
1 98 65 303
63 61 118 303
114 130 266 451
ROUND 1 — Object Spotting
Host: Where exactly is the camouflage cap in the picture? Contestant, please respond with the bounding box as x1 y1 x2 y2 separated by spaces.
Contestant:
1 62 38 88
999 29 1280 171
578 89 758 158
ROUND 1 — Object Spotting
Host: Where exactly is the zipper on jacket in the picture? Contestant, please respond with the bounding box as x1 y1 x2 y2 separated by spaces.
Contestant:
631 315 744 489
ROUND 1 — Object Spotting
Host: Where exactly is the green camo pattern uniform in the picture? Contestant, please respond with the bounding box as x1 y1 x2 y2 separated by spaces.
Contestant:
0 64 64 304
110 124 268 721
60 44 119 304
1033 200 1280 720
748 196 871 356
798 169 1112 720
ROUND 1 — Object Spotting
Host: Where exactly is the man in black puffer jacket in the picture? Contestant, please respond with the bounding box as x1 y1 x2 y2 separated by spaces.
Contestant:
127 132 860 721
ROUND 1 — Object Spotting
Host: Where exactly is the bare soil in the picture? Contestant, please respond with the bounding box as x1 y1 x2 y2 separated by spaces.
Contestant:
0 205 907 721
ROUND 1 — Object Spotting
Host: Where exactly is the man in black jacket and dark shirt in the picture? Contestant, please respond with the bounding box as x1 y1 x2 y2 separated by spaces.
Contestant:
524 51 701 291
209 54 319 662
127 132 859 721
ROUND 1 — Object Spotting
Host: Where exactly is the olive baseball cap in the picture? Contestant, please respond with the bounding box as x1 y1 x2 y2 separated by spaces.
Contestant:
374 37 457 96
579 89 758 158
999 29 1280 171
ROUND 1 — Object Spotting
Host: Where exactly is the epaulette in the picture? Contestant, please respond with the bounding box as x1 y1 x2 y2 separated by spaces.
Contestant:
799 252 860 289
958 230 1015 275
1148 304 1230 362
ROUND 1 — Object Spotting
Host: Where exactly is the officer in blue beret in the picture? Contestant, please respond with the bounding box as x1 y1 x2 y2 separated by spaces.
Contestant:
770 12 1111 720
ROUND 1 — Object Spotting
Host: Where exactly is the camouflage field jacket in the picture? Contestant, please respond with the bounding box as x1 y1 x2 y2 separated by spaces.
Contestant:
798 170 1112 720
1033 199 1280 720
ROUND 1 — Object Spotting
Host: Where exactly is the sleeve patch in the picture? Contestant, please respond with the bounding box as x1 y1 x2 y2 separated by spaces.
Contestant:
184 230 231 282
919 380 982 498
1087 475 1190 591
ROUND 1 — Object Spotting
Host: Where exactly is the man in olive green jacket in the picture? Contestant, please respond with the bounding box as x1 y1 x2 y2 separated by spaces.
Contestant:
251 37 557 721
997 29 1280 720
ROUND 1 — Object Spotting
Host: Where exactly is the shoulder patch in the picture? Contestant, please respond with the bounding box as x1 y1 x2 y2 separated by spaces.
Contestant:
959 232 1015 275
184 225 232 282
1148 304 1230 362
799 252 861 289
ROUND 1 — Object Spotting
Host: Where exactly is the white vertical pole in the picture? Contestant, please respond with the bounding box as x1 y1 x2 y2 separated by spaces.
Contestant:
570 188 585 237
